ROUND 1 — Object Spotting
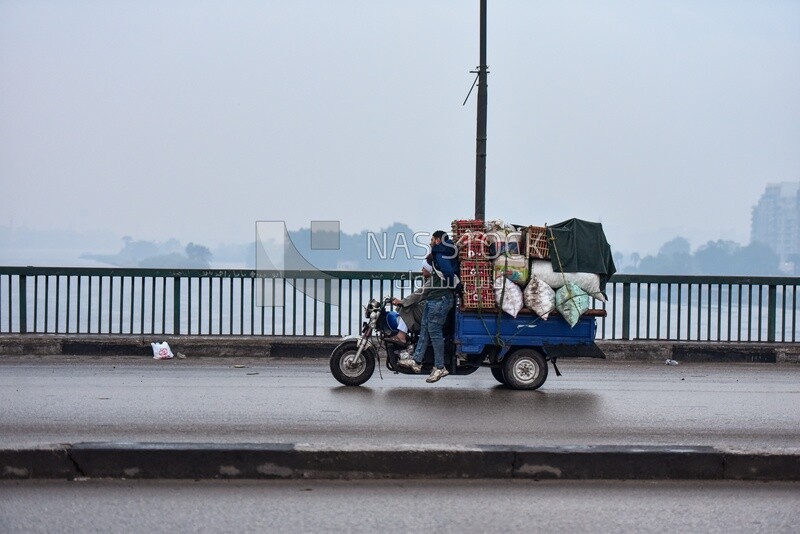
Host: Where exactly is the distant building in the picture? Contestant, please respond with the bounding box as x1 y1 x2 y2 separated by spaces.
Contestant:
751 182 800 273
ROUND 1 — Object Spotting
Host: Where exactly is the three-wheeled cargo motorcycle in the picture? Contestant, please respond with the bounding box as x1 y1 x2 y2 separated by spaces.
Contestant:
329 296 605 390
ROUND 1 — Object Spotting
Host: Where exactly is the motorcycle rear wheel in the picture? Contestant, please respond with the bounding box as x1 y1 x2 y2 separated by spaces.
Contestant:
503 349 548 390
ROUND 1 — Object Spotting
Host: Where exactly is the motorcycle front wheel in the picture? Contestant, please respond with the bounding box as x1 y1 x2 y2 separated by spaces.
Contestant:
329 340 376 386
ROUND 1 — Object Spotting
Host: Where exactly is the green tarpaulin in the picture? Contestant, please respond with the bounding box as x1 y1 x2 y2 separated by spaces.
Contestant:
547 218 616 293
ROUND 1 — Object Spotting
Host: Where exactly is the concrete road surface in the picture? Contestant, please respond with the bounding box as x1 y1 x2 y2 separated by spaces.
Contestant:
1 479 799 533
1 356 799 449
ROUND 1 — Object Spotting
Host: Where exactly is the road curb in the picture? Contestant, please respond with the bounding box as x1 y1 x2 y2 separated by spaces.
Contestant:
2 444 798 481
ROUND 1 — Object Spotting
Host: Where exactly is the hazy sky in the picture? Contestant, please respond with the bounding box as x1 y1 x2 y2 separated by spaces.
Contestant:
1 0 798 255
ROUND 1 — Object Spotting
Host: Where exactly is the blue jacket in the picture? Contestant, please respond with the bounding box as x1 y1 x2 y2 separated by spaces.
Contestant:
430 238 459 288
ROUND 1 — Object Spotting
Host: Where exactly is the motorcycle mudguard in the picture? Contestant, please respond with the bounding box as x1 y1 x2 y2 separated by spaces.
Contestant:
331 338 379 360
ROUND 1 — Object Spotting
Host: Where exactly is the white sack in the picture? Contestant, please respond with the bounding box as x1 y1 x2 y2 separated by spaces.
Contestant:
494 276 524 318
530 260 606 302
524 276 556 320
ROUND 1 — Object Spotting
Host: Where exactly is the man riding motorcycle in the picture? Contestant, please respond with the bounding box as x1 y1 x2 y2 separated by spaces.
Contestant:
385 261 433 346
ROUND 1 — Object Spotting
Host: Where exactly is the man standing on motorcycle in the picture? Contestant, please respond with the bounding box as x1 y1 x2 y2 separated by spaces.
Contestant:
397 230 458 383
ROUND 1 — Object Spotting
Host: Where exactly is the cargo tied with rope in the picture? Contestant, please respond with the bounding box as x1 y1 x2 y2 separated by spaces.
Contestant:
450 218 616 322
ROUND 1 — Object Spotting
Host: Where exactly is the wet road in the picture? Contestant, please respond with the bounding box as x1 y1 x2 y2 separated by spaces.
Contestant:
1 356 799 449
2 479 799 533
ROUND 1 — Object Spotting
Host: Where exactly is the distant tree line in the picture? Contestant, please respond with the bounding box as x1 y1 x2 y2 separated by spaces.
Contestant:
79 223 421 271
214 222 421 271
620 237 783 275
73 229 790 275
81 238 212 268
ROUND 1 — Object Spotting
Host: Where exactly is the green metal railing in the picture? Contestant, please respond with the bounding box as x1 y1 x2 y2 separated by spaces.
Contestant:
0 267 797 342
603 275 797 343
0 267 416 338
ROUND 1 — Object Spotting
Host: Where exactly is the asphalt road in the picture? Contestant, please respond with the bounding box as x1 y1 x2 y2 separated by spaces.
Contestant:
1 479 798 533
1 356 799 449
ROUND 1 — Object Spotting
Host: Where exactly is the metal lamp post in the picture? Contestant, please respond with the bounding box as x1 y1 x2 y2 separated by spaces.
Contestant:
474 0 488 221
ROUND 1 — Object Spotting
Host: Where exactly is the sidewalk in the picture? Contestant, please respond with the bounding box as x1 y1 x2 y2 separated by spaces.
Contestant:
0 334 798 362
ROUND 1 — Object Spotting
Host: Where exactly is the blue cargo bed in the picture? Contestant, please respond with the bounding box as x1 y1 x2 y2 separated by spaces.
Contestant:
455 306 605 359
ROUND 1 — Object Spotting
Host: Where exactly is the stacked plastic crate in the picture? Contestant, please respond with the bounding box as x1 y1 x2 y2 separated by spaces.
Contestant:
451 220 494 310
522 226 550 261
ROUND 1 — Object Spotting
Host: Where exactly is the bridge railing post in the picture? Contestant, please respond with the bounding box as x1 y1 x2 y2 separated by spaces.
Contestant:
323 278 332 337
767 284 777 343
173 276 181 335
19 274 27 334
621 282 631 340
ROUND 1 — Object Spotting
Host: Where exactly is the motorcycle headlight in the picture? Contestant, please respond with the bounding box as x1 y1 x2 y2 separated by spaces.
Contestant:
365 299 381 318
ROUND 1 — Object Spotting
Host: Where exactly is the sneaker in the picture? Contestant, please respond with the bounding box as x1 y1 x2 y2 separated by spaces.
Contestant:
426 367 449 383
397 359 422 373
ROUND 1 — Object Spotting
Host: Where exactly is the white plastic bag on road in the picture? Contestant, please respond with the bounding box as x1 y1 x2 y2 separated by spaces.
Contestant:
151 341 174 360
